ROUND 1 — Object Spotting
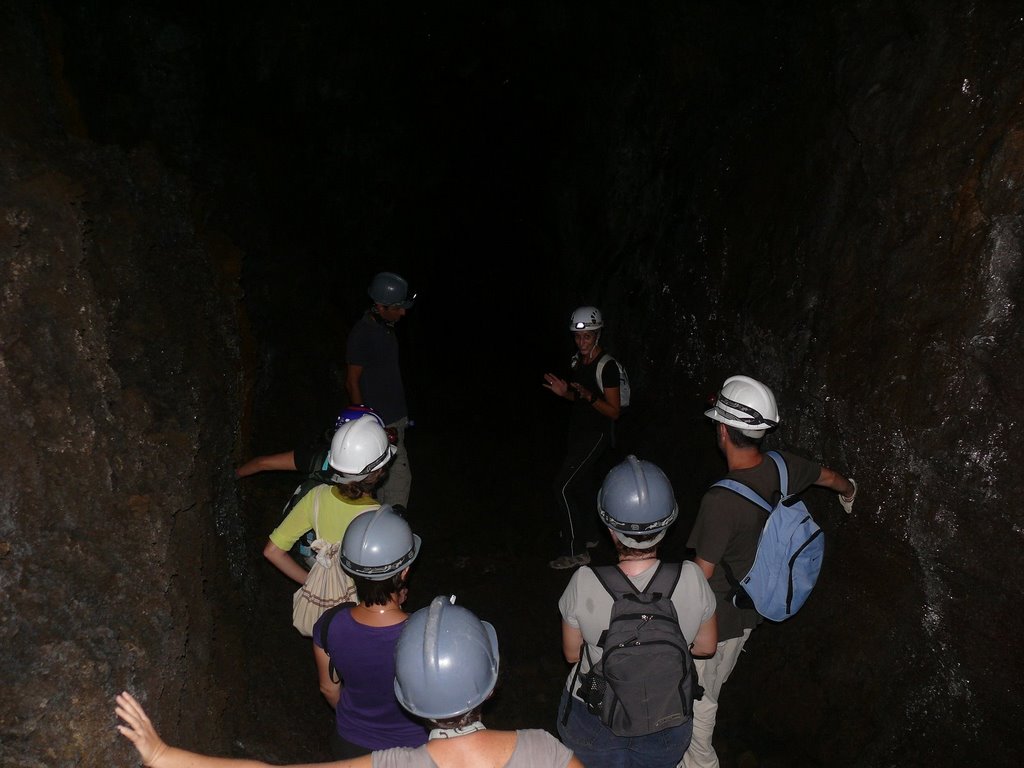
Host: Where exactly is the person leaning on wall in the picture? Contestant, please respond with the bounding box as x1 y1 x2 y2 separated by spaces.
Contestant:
680 375 857 768
116 596 584 768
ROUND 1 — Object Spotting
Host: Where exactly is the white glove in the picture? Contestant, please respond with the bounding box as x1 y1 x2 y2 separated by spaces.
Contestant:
838 478 857 514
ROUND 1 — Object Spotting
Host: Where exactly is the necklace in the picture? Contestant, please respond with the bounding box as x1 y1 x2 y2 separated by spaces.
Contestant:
429 721 487 740
364 603 400 614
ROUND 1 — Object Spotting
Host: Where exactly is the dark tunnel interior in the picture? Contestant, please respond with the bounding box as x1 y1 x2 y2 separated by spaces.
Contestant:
3 2 1024 767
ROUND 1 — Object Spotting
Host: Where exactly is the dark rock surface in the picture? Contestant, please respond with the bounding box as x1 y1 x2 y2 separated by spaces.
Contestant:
2 2 1022 766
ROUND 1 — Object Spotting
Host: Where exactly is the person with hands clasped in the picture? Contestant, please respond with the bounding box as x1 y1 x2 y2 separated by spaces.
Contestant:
543 305 623 570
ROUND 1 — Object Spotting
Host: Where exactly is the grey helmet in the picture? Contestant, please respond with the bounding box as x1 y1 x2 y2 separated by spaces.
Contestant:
597 455 678 548
368 271 416 308
340 505 421 580
394 596 500 720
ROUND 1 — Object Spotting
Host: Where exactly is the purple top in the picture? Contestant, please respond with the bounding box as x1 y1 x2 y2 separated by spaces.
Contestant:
313 607 427 750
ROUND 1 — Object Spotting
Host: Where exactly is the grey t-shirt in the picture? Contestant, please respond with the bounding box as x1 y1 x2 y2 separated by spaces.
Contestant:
371 729 575 768
558 560 716 697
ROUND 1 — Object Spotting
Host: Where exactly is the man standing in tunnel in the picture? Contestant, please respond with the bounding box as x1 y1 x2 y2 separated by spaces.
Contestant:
345 271 415 510
681 375 857 768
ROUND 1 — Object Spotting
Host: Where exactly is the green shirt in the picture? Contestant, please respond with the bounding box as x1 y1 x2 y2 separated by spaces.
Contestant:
269 484 380 551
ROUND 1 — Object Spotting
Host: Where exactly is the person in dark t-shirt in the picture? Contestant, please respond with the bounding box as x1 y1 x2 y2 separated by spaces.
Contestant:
682 374 858 768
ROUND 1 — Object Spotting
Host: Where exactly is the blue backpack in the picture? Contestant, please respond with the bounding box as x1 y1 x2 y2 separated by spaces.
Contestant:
712 451 824 622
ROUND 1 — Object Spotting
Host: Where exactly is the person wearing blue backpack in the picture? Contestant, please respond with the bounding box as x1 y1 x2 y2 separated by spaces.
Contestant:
680 375 857 768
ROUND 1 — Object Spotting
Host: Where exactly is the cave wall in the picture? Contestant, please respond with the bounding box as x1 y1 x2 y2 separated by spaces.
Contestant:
2 1 1022 767
558 3 1023 764
0 5 252 766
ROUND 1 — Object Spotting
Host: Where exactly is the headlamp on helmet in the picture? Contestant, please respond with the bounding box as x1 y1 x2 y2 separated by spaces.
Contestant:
569 305 604 332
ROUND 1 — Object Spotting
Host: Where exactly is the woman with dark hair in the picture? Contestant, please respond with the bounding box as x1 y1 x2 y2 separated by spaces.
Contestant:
312 505 427 758
116 597 583 768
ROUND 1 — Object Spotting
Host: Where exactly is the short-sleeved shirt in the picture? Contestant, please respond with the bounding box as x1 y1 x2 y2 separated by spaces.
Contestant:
687 450 821 640
558 560 716 697
313 607 427 750
346 311 407 425
268 485 379 551
568 353 620 436
370 729 575 768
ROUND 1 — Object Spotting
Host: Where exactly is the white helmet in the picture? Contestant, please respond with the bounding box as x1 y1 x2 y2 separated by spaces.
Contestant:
705 375 780 437
569 306 603 331
325 414 396 483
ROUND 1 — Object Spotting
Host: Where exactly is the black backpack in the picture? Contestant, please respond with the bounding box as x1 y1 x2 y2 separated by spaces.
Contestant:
562 562 703 737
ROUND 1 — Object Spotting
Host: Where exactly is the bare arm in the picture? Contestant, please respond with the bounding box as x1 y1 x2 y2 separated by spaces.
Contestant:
691 612 718 657
115 692 372 768
262 539 309 585
694 556 716 582
345 363 364 406
561 620 583 663
314 644 341 708
235 451 298 479
598 384 621 421
815 466 856 499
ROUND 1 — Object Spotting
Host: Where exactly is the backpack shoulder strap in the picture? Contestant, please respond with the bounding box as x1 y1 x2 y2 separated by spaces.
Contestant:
591 564 638 598
595 353 613 390
711 478 772 512
311 484 328 537
318 601 356 683
765 451 790 496
643 561 682 599
709 480 772 594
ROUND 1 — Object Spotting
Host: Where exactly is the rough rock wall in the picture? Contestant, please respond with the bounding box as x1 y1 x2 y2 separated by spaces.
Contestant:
0 6 250 766
568 3 1023 764
3 1 1022 766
